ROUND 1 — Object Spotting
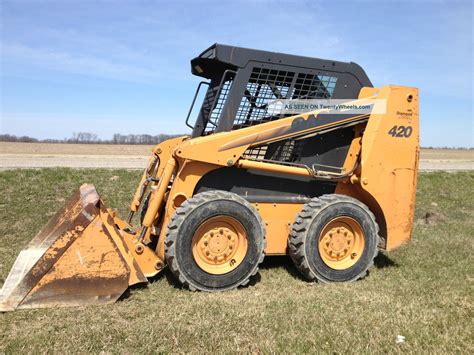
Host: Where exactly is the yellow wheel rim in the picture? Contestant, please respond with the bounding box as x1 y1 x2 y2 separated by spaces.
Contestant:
318 216 365 270
192 216 248 275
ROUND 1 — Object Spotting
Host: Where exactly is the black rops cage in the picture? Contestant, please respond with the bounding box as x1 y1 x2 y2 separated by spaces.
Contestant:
187 44 372 173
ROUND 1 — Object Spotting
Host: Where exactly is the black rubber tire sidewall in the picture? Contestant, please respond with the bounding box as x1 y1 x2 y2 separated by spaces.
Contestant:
305 202 378 282
174 199 263 290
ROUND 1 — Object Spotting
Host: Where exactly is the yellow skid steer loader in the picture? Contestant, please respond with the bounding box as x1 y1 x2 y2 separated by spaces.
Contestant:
0 44 419 311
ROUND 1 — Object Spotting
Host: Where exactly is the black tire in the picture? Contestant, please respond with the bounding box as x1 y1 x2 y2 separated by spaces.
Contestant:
289 194 379 283
164 190 266 291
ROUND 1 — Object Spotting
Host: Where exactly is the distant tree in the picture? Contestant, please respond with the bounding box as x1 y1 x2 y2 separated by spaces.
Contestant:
0 134 38 142
70 132 99 143
0 132 184 145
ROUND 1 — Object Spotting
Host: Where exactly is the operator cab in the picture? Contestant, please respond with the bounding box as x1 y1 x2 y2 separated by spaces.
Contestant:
187 44 372 138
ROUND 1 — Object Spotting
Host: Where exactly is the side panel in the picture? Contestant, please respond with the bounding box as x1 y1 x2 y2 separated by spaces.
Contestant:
253 203 304 255
337 86 419 251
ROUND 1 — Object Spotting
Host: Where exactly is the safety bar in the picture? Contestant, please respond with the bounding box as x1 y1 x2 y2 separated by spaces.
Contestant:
185 81 210 129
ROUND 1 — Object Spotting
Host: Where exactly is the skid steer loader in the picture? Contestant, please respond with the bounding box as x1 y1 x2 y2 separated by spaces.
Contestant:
0 44 419 311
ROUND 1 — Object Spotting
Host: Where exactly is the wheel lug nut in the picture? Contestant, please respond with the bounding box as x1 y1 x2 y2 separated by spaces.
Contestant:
219 229 224 234
227 235 231 240
351 253 357 259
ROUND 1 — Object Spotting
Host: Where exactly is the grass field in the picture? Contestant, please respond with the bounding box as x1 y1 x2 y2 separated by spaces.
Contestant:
0 169 473 353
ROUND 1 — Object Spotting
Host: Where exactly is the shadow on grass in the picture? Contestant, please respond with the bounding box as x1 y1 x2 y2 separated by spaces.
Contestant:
163 269 186 290
118 270 172 301
374 252 398 269
260 255 307 281
260 253 398 280
118 252 398 299
160 264 264 290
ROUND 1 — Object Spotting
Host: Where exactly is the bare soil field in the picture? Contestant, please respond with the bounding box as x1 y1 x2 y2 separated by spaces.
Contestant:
0 142 151 169
420 148 473 160
0 142 472 170
0 142 154 155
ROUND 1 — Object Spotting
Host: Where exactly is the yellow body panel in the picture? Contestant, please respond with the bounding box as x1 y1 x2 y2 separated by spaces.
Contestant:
154 85 419 254
336 86 419 250
252 203 303 255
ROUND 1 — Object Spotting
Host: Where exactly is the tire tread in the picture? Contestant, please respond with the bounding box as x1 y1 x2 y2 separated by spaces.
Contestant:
288 194 379 283
165 190 266 291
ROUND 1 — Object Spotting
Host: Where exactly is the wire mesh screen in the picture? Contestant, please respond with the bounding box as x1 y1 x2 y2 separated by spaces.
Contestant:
293 73 337 99
244 138 305 162
203 72 234 134
235 69 339 132
199 87 218 133
242 70 338 163
233 68 295 129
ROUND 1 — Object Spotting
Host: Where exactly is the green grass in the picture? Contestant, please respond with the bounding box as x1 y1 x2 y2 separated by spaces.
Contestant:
0 169 472 353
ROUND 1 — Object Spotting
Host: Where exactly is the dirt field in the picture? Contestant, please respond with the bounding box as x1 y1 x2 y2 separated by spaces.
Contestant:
0 142 154 155
0 142 473 170
0 142 152 169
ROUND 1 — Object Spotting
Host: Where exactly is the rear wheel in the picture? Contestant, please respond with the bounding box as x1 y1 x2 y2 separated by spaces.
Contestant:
289 194 379 283
165 190 266 291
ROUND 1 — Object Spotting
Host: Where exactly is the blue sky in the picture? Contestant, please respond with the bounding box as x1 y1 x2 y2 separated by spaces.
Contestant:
0 0 472 147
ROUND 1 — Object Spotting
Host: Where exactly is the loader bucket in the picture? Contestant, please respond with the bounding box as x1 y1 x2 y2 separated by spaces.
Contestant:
0 184 147 312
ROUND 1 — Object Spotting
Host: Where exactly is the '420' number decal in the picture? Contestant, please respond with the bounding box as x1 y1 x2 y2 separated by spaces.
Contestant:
388 125 413 138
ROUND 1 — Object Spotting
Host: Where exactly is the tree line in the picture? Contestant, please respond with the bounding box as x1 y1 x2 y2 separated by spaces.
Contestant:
1 133 471 149
0 132 183 145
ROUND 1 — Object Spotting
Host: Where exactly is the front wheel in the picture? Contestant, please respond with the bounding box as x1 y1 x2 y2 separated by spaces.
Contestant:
289 194 379 283
164 190 266 291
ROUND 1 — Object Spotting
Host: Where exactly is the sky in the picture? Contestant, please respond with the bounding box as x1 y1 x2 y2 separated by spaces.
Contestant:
0 0 472 147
